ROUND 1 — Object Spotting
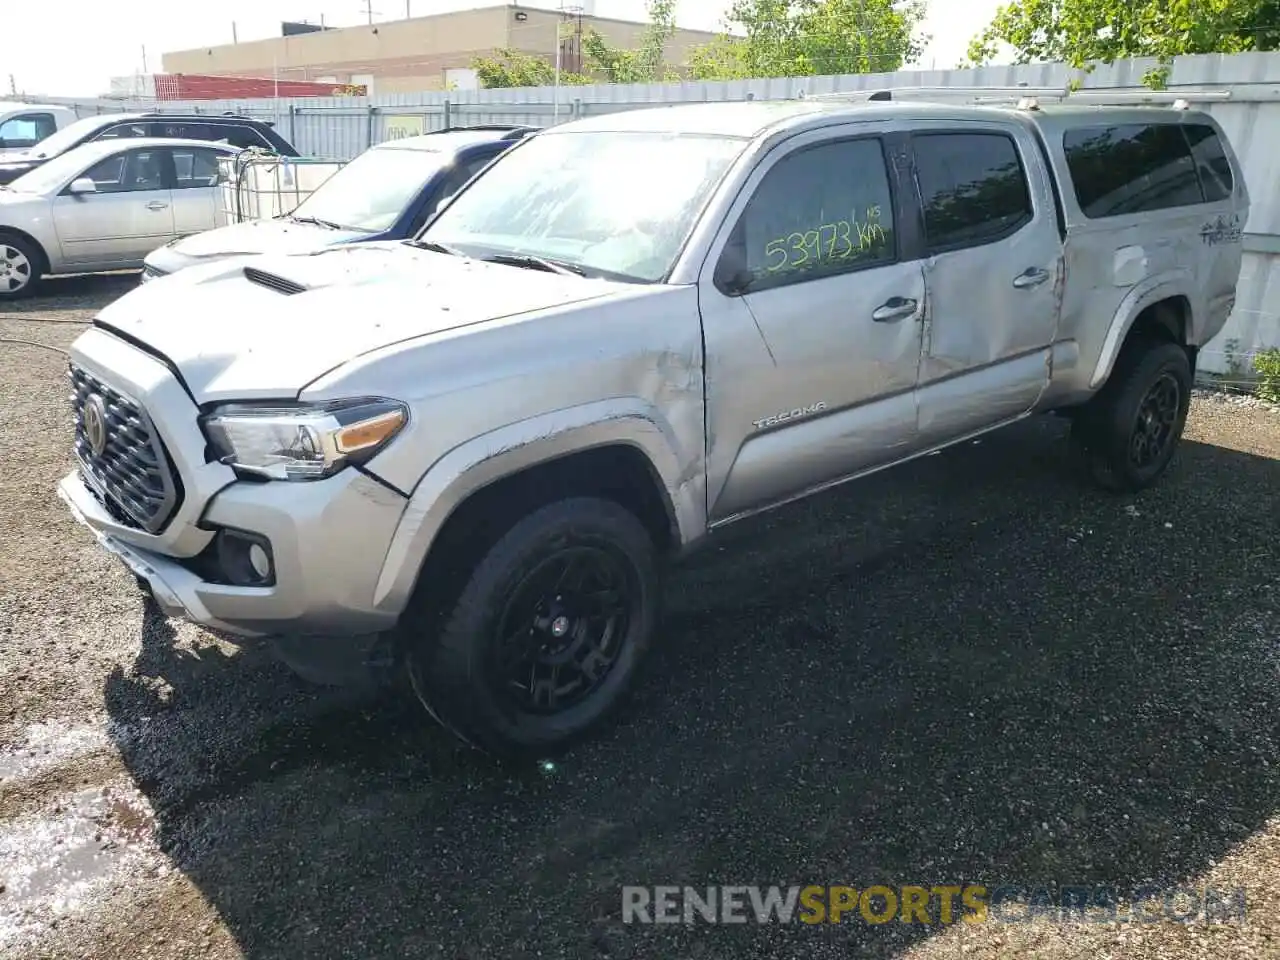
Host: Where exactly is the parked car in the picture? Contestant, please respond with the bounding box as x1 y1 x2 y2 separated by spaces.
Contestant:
0 112 296 185
57 97 1247 758
0 102 78 157
141 125 535 281
0 137 240 298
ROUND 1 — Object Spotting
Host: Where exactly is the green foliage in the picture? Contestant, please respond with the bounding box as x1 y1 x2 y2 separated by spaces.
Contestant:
582 0 682 83
471 47 592 89
1255 347 1280 403
690 0 929 80
966 0 1280 89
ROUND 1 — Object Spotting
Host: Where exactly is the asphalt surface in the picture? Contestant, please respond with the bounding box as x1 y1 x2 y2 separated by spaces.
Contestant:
1 274 1278 960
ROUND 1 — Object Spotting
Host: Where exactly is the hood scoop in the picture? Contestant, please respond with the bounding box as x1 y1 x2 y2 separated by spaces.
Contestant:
243 265 308 296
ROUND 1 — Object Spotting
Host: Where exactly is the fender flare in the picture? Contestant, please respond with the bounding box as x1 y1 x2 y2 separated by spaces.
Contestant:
1088 270 1194 390
370 399 704 614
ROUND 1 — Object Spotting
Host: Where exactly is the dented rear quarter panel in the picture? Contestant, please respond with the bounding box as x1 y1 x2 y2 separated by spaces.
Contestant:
1027 107 1249 400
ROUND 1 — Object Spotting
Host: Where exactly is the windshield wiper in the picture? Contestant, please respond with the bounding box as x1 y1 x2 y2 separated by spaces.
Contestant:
482 253 586 277
290 215 345 230
407 239 464 256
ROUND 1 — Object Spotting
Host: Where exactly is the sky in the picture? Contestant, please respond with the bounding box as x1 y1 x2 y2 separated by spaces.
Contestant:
1 0 1005 98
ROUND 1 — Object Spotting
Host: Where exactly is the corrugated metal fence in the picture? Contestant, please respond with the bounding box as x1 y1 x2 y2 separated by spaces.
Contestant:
45 52 1280 375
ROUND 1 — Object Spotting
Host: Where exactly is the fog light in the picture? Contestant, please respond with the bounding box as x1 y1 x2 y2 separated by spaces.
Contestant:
248 543 270 580
213 528 276 587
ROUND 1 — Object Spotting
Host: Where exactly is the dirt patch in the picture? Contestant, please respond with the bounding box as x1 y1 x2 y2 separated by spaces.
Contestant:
1 278 1278 959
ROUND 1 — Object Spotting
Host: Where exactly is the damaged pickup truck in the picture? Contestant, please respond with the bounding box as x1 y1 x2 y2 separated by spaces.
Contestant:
58 96 1248 757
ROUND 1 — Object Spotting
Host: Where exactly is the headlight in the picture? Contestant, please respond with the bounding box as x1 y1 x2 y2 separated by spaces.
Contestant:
202 397 408 481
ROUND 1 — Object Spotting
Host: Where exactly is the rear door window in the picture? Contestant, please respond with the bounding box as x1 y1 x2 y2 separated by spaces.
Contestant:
911 132 1033 253
171 147 224 188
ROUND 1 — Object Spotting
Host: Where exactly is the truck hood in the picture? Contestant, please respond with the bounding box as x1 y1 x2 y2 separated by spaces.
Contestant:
94 242 629 403
168 217 366 260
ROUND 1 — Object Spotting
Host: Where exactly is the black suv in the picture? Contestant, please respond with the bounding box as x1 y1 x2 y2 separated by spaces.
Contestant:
0 112 298 184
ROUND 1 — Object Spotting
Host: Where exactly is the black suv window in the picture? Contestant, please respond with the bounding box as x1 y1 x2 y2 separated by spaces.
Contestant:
208 123 271 150
95 122 149 141
727 137 895 291
913 132 1033 253
1062 123 1215 218
152 121 214 140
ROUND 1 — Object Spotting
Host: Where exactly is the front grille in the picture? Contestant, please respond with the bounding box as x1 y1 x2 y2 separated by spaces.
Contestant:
140 264 167 282
69 365 182 533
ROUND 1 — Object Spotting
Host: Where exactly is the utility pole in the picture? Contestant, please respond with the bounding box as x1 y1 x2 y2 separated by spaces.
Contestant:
360 0 380 25
553 2 567 121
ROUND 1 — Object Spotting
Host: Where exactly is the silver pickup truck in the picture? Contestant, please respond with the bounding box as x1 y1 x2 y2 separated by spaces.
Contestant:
58 95 1248 757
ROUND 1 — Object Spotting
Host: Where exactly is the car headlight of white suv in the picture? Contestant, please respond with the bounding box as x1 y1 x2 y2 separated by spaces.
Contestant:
202 398 408 481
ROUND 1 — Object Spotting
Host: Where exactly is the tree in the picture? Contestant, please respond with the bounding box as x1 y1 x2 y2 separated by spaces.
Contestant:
966 0 1280 88
471 47 592 89
582 0 683 83
689 0 929 81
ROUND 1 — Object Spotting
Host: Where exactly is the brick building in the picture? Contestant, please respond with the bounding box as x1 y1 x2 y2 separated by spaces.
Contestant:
160 4 720 95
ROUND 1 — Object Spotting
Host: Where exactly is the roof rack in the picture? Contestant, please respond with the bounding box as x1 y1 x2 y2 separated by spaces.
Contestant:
802 85 1233 111
440 123 539 138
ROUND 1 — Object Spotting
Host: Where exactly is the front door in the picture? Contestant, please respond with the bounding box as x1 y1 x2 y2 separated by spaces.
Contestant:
907 127 1062 447
699 126 927 525
52 147 176 268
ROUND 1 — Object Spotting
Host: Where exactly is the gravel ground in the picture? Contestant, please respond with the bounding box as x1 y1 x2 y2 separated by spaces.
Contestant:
1 275 1278 960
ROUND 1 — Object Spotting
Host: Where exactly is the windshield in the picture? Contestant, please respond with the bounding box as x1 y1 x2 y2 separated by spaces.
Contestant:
420 130 747 283
18 114 117 160
290 146 451 232
5 144 108 193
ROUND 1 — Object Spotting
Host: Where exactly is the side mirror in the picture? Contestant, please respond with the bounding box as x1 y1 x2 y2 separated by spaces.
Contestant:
68 178 97 196
714 246 754 296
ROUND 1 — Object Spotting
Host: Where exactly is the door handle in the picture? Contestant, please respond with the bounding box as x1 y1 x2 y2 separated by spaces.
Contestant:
1013 267 1051 289
871 296 918 323
146 201 169 211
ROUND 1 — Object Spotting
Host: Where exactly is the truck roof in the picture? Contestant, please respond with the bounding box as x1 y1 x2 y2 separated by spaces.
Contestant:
554 98 1218 141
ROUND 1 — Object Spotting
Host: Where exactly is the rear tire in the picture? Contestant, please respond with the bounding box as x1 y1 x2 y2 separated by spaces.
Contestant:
0 233 43 300
405 497 659 759
1071 340 1193 492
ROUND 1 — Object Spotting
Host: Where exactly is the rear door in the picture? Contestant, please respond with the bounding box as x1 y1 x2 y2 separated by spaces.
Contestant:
906 125 1063 448
169 146 227 239
52 146 176 267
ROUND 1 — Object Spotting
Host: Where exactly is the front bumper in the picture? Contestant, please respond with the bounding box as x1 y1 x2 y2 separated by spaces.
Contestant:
60 328 410 679
59 466 406 640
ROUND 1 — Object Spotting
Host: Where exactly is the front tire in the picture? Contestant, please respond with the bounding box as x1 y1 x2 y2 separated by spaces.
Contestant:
1072 340 1193 492
0 234 43 300
406 497 659 759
